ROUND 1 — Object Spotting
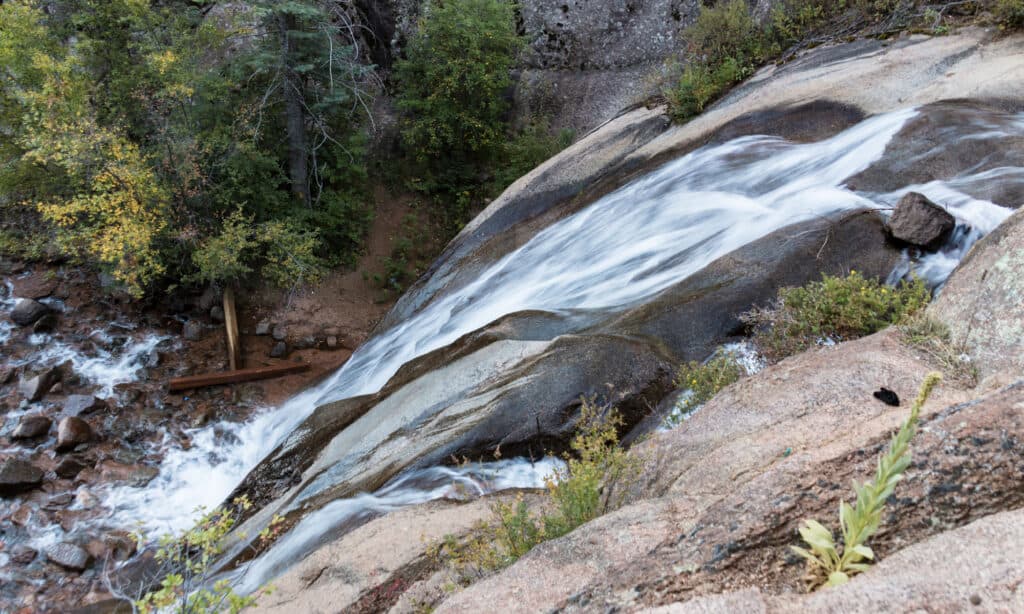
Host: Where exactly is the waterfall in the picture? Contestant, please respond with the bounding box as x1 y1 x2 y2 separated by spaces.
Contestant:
102 105 1018 545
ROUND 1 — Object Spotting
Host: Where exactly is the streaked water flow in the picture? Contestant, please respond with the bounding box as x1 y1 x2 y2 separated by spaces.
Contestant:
102 106 1019 548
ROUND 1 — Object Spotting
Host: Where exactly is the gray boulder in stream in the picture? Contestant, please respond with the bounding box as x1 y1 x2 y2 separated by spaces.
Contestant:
0 458 44 497
887 192 955 248
10 298 50 327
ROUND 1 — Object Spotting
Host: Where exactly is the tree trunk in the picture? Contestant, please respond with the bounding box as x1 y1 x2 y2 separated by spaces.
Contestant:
278 12 310 206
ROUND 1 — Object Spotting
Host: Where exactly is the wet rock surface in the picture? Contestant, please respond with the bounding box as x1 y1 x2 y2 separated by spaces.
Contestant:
12 415 52 439
0 458 44 497
55 417 94 452
19 367 63 403
10 298 51 327
45 542 93 572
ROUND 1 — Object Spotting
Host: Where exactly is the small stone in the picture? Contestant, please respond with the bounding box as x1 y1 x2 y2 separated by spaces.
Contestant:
45 542 93 571
970 594 982 606
322 326 340 337
18 367 62 403
255 319 272 336
269 341 288 358
55 457 88 479
210 305 225 322
56 416 93 452
271 324 288 341
887 192 956 249
63 395 105 417
326 335 339 349
12 415 52 439
10 545 37 565
10 298 51 327
145 349 161 368
0 458 44 497
0 366 16 385
98 460 159 487
183 319 204 341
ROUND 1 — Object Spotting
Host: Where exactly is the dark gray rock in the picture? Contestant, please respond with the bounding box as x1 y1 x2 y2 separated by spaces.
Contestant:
887 192 956 249
210 305 225 322
10 298 50 327
145 349 161 368
255 319 272 336
63 394 105 417
55 456 88 479
183 319 204 341
0 458 44 496
12 415 52 439
45 542 93 571
56 416 93 452
19 367 62 403
269 341 289 358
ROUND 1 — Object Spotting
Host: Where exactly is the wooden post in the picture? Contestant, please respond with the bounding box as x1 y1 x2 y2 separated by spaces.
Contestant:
223 287 241 371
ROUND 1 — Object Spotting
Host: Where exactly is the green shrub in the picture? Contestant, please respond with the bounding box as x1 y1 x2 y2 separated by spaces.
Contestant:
431 398 638 586
134 495 283 614
792 372 941 590
665 352 744 428
742 271 931 362
994 0 1024 28
489 123 575 196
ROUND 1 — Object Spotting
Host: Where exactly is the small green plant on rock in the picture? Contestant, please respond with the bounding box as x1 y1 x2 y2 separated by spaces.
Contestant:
742 271 930 362
899 312 978 386
665 352 744 428
133 495 283 614
791 372 941 590
430 398 638 587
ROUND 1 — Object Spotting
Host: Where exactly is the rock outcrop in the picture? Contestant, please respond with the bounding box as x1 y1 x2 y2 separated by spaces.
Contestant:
930 208 1024 386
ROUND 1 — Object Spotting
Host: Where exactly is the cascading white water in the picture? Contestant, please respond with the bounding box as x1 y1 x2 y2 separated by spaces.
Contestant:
229 456 565 595
102 106 1020 541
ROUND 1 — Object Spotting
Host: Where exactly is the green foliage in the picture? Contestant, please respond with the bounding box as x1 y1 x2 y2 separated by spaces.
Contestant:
994 0 1024 28
135 495 284 614
666 0 778 121
189 209 325 289
395 0 522 161
666 352 744 428
489 123 576 196
431 399 638 586
791 372 941 590
0 0 373 296
742 271 931 362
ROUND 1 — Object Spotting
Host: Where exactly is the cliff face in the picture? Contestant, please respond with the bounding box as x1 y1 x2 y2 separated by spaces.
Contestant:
382 0 700 135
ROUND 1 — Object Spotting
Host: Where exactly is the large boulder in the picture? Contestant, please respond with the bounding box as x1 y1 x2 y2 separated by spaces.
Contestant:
18 366 63 403
10 298 50 327
886 191 956 248
930 208 1024 384
56 417 94 452
12 415 52 439
0 458 44 497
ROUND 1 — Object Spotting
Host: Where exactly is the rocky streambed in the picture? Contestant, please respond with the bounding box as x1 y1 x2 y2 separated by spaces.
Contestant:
0 264 356 611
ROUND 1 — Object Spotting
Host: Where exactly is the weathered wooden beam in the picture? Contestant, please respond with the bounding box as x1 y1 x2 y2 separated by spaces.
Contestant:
223 287 241 371
168 363 309 393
